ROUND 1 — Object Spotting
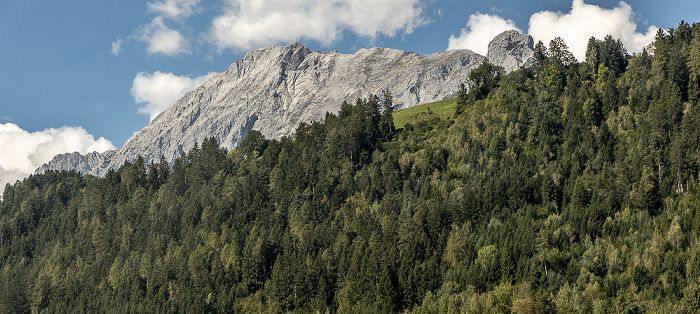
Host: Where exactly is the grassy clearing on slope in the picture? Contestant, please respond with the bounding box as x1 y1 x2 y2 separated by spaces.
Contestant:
392 97 457 129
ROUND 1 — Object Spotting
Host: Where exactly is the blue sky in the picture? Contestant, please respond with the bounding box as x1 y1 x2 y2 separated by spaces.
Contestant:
0 0 699 188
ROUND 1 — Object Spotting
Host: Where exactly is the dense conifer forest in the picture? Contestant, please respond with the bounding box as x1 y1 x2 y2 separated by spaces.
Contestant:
4 22 700 312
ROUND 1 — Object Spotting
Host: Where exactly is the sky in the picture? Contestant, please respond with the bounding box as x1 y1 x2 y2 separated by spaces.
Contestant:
0 0 699 189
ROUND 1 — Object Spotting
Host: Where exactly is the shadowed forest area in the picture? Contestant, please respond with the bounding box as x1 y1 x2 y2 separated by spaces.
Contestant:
3 21 700 313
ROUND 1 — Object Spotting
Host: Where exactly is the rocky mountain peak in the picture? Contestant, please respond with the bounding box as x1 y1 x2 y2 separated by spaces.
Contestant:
37 31 534 177
487 30 535 72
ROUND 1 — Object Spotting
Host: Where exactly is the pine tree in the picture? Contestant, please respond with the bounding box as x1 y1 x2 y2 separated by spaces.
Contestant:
455 83 468 115
380 91 396 141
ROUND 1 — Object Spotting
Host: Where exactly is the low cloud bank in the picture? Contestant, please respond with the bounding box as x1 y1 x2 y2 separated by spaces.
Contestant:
0 123 115 192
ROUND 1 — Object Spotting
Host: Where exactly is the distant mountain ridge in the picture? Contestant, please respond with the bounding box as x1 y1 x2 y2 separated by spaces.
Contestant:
37 31 535 177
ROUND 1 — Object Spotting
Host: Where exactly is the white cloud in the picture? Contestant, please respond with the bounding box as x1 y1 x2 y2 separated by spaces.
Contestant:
528 0 658 60
131 71 217 121
447 1 658 61
111 38 123 55
139 17 188 56
447 13 521 56
0 123 115 191
147 0 200 19
133 1 202 56
211 0 427 51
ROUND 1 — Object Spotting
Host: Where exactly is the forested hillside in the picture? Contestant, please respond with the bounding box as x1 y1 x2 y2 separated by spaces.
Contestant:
3 21 700 313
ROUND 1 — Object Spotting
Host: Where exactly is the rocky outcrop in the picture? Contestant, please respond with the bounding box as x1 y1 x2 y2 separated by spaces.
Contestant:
36 151 117 176
38 31 534 177
487 30 535 72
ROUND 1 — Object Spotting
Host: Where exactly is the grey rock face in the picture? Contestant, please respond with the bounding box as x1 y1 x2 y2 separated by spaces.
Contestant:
487 30 535 73
38 31 533 177
36 151 117 176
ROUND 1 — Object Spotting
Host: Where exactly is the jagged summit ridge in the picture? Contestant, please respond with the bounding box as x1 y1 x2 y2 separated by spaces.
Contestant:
37 31 534 177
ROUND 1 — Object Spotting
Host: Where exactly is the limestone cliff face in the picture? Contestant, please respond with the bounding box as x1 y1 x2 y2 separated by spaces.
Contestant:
36 151 116 176
487 30 535 73
38 31 534 177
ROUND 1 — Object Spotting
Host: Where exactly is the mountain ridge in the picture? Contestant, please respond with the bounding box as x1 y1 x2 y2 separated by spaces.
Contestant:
37 31 535 177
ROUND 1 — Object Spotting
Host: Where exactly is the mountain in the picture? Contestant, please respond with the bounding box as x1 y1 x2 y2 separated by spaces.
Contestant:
37 31 534 177
9 24 700 313
487 30 535 72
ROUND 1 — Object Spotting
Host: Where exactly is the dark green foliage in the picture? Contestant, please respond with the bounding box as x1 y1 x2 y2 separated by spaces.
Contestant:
534 40 548 68
466 59 505 103
379 91 396 141
3 22 700 312
455 83 468 115
586 35 628 76
238 130 268 157
548 37 577 66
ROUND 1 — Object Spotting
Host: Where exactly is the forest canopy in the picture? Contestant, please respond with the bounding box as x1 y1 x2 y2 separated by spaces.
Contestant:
3 21 700 313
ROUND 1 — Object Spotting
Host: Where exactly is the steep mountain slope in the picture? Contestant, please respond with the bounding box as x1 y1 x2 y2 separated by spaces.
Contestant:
38 31 534 177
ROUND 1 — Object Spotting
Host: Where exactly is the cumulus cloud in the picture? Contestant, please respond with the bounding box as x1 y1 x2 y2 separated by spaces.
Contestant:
0 123 115 192
211 0 427 51
147 0 200 19
447 1 657 61
139 17 188 56
447 13 521 55
133 0 202 56
528 0 658 60
131 71 217 121
111 38 123 55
